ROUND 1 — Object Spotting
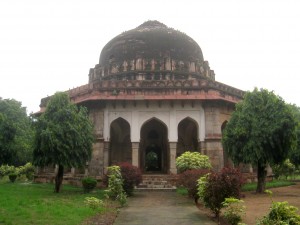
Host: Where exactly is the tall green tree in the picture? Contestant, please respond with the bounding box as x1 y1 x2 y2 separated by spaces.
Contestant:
33 92 94 193
222 88 297 193
289 105 300 167
0 98 33 165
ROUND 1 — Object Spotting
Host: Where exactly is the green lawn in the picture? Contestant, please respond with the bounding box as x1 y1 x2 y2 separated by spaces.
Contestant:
241 180 296 192
176 180 296 195
0 181 107 225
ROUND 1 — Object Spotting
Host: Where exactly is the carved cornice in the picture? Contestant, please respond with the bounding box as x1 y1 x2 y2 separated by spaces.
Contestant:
40 78 244 108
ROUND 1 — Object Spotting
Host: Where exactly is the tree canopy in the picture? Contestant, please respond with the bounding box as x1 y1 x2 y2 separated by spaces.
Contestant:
0 98 33 165
222 88 297 193
288 105 300 167
33 92 94 192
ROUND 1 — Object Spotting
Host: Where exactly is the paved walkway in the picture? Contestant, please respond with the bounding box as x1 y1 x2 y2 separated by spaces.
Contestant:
113 191 216 225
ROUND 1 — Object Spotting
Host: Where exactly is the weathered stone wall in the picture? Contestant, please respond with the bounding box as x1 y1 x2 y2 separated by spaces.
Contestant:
35 100 239 178
89 58 215 83
203 102 235 171
88 104 105 176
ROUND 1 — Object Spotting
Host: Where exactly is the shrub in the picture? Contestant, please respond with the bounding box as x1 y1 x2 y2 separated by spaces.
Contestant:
82 177 97 193
115 162 142 195
197 167 245 219
177 169 210 203
8 173 18 182
84 197 103 210
257 201 300 225
257 190 300 225
106 165 127 207
272 159 296 179
0 164 16 177
222 197 245 225
176 151 211 173
1 163 35 181
18 163 35 180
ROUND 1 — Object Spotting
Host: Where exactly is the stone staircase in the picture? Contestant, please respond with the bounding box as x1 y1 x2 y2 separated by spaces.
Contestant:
135 174 177 191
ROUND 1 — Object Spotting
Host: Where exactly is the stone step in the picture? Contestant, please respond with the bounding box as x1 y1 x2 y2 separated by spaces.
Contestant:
135 174 177 191
134 187 176 192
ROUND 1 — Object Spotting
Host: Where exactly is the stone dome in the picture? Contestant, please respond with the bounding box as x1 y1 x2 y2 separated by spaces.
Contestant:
99 20 204 69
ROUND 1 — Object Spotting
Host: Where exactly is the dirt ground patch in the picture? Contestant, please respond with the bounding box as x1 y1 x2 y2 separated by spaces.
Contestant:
195 182 300 225
242 182 300 224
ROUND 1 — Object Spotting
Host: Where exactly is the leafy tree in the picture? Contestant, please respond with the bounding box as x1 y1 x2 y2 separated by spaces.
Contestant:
222 88 297 193
33 92 94 193
0 113 16 164
0 98 33 165
289 105 300 168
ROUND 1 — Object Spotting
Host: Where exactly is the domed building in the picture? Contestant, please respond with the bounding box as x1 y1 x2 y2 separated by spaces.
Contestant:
37 21 244 184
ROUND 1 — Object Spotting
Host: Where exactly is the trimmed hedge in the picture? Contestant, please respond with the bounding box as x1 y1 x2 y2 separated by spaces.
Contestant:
81 177 97 193
8 173 18 183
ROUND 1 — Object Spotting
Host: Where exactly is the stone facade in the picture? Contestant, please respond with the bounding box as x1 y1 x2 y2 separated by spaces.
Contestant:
35 21 245 183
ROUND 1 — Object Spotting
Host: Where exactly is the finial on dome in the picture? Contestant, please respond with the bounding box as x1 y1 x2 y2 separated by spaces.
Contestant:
137 20 167 29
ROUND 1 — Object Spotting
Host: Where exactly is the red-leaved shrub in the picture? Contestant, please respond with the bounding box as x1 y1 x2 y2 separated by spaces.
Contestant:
115 162 142 195
177 169 210 203
200 167 245 219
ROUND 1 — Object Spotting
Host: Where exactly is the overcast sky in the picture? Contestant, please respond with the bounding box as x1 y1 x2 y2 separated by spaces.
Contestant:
0 0 299 114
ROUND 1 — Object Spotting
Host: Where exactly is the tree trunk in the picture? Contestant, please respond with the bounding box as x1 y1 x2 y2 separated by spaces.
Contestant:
54 165 64 193
256 161 267 193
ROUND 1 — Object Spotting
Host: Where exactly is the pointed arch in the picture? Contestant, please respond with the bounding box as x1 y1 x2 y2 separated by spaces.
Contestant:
139 117 169 173
177 117 199 156
109 117 132 165
140 117 168 132
221 120 228 132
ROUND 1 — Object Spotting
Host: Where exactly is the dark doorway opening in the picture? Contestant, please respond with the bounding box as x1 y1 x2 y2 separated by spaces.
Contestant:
109 118 132 165
177 117 199 157
145 145 162 172
140 118 168 174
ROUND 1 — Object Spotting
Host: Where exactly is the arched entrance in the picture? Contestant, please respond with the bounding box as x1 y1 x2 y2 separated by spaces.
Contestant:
177 117 199 156
109 118 132 165
140 118 168 173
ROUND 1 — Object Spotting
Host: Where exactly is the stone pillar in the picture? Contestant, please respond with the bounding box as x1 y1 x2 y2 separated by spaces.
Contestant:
88 138 104 176
132 142 139 167
54 165 58 175
103 141 110 174
198 141 205 154
267 164 272 175
71 168 75 177
249 164 253 173
169 142 177 174
85 166 88 176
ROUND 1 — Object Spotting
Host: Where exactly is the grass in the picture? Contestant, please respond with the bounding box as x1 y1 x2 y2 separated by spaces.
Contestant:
242 180 296 192
176 186 188 196
0 180 107 225
277 174 300 180
177 180 296 194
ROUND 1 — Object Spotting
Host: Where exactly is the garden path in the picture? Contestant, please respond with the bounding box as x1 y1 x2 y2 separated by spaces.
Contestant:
113 191 216 225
